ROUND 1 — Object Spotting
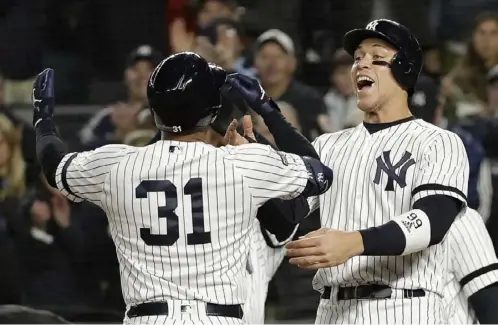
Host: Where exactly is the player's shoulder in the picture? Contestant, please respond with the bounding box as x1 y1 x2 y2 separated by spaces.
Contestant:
93 143 137 154
70 144 137 166
217 143 275 156
411 119 465 146
312 127 356 155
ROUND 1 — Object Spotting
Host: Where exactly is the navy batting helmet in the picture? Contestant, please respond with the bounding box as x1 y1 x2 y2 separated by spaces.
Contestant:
343 19 423 93
147 52 227 133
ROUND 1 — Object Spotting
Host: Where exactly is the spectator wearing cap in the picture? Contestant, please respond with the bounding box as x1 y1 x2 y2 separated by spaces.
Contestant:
253 29 328 141
78 45 163 149
253 29 325 323
323 48 363 132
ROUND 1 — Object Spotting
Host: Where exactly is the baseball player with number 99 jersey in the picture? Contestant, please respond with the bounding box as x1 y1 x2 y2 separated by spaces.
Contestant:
31 53 333 324
284 19 469 324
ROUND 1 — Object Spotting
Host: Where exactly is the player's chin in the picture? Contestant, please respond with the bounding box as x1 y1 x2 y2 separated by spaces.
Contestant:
357 96 379 113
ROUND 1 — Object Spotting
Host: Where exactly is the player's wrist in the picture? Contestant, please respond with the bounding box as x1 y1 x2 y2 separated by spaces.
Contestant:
346 231 364 257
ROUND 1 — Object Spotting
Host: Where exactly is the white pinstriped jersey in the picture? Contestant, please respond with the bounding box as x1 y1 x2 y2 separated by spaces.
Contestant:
309 119 469 295
243 220 298 324
444 208 498 324
54 141 310 307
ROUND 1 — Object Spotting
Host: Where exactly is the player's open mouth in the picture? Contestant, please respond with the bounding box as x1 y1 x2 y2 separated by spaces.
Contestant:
356 75 375 93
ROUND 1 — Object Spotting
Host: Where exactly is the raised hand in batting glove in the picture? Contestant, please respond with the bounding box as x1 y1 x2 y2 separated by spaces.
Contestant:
32 68 55 128
225 73 280 116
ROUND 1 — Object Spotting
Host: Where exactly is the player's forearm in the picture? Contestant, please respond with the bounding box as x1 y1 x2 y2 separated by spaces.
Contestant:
260 106 319 159
35 119 68 187
359 195 461 256
469 283 498 323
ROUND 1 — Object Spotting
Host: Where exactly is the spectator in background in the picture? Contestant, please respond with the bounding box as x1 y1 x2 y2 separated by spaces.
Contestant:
196 0 242 28
252 30 323 322
0 75 40 185
0 114 25 202
194 18 256 76
252 101 301 144
488 65 498 116
15 187 87 309
442 12 498 118
169 0 243 54
0 113 25 304
78 45 163 149
323 48 363 132
422 43 443 84
253 29 328 140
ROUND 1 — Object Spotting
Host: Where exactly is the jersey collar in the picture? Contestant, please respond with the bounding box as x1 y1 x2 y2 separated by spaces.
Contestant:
362 116 417 134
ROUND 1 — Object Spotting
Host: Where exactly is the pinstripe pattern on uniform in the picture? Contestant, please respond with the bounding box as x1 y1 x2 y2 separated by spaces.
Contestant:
55 144 133 204
55 141 310 323
243 220 295 324
445 208 498 324
310 119 469 324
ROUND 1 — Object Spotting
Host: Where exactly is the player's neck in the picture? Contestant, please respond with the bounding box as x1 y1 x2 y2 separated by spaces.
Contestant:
363 95 412 124
161 131 207 143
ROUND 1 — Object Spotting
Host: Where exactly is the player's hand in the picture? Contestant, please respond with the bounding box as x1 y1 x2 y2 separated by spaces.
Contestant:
225 73 280 116
223 115 256 145
285 228 364 269
32 68 55 127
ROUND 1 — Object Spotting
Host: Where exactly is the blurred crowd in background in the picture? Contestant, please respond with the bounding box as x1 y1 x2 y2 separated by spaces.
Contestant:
2 0 498 323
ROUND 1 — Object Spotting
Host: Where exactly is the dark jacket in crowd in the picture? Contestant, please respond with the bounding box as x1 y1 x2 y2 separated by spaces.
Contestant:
16 223 87 307
0 199 22 305
13 191 88 308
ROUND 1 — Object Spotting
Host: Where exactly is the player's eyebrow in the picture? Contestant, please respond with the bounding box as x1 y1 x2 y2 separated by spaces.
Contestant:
372 43 388 49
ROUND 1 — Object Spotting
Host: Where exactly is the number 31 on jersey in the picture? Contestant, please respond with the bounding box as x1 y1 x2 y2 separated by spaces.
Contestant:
135 178 211 246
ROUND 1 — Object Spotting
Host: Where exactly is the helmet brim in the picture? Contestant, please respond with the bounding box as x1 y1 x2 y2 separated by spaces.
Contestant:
343 29 399 56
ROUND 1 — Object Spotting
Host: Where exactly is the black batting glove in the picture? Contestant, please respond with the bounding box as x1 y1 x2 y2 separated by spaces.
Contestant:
32 68 55 128
225 73 280 116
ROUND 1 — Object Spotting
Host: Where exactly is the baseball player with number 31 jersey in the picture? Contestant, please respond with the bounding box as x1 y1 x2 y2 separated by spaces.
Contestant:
284 19 469 324
31 53 333 324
